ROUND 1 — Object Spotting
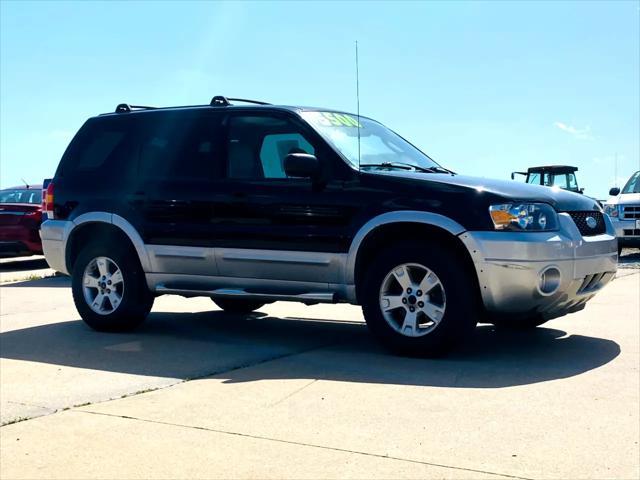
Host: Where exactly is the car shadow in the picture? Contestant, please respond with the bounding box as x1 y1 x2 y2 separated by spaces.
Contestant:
0 256 49 273
0 309 620 389
619 249 640 264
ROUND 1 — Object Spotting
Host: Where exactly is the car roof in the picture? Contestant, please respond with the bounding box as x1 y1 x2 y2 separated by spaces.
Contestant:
2 184 43 190
97 97 360 119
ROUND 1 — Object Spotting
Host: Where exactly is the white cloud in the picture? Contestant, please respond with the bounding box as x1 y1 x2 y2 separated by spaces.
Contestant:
553 121 592 140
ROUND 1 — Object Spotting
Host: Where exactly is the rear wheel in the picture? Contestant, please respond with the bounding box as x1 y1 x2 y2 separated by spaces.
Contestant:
212 298 266 314
72 242 153 332
361 243 478 357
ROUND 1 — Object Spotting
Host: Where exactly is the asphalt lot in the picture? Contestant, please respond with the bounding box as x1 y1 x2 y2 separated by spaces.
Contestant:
0 254 639 479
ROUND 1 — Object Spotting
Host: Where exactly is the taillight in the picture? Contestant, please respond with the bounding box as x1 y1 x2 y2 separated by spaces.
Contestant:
44 182 55 219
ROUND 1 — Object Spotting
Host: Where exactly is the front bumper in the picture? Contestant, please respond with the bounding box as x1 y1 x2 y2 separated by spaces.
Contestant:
610 217 640 247
460 213 617 320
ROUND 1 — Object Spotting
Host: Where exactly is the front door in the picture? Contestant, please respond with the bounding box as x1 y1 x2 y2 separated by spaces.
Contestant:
212 111 358 283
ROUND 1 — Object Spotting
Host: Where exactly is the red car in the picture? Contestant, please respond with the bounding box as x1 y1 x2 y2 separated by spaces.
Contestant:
0 184 44 257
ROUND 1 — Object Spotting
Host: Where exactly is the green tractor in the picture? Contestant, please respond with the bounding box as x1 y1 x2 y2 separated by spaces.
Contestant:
511 165 583 194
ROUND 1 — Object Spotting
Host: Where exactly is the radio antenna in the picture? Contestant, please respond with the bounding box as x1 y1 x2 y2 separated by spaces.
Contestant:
355 40 361 169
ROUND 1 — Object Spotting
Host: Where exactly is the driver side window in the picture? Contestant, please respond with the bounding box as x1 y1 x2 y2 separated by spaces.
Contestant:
226 115 315 180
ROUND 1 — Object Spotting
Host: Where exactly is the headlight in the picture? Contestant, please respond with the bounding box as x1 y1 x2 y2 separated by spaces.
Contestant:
489 203 559 231
603 204 619 218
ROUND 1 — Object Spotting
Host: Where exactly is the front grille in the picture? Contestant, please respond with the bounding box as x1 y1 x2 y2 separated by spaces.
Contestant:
623 229 640 236
621 205 640 219
568 211 606 236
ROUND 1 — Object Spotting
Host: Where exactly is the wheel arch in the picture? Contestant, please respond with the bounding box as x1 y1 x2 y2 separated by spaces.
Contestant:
65 213 151 274
347 212 478 303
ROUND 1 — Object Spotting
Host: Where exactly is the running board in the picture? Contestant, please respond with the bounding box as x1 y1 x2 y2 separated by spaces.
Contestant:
155 286 336 304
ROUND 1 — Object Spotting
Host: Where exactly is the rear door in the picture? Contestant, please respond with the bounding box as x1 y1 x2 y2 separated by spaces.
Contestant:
132 111 225 276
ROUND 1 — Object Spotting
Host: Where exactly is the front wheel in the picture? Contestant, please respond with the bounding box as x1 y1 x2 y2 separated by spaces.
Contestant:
361 244 478 357
71 242 154 332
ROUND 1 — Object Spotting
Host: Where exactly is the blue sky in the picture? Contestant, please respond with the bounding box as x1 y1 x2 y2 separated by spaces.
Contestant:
1 0 638 199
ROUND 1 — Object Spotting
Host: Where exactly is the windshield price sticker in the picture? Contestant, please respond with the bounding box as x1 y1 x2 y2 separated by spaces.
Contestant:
306 111 362 128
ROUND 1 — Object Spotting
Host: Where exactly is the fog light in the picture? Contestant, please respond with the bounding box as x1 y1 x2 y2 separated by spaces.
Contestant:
537 266 561 296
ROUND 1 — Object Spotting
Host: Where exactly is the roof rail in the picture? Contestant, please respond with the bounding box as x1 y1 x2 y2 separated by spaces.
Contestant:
115 104 157 113
210 96 271 107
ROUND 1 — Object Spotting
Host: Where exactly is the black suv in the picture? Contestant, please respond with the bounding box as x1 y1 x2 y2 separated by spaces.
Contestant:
41 96 617 356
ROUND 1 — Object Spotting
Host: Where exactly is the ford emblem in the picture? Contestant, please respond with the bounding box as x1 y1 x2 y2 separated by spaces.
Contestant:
586 216 597 229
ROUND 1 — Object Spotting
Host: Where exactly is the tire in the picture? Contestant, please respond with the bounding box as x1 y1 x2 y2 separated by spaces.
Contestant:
491 315 548 330
361 243 478 357
71 241 154 332
212 298 266 314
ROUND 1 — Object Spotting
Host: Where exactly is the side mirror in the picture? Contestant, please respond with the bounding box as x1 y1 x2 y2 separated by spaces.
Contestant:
609 187 620 196
284 153 320 179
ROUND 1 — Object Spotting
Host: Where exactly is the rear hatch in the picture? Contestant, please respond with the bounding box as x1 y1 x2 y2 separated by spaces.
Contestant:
0 204 41 226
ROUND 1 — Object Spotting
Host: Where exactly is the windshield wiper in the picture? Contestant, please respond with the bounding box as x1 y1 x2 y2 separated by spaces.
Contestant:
421 165 456 174
360 162 454 174
360 162 414 170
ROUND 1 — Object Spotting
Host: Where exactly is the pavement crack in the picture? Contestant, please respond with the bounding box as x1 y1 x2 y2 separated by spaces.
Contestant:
76 410 533 480
268 379 318 407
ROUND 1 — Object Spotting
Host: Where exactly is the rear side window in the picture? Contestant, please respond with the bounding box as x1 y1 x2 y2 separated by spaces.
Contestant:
77 131 125 170
137 113 223 182
57 117 135 180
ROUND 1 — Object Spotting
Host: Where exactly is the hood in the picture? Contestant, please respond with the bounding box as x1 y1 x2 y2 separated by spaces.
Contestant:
606 192 640 205
369 171 601 211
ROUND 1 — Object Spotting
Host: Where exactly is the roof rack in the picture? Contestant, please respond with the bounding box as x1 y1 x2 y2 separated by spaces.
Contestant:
115 104 157 113
210 96 271 107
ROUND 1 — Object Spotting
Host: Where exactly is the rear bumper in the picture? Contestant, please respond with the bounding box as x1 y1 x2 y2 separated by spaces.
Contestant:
0 241 33 256
0 225 42 256
39 220 72 274
460 212 617 321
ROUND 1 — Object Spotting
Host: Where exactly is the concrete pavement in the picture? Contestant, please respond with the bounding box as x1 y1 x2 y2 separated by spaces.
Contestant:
0 258 638 479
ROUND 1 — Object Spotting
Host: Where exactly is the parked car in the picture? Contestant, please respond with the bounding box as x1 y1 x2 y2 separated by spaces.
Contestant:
0 184 43 257
40 97 617 356
604 170 640 254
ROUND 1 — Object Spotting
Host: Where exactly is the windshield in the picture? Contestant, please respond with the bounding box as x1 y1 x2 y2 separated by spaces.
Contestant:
622 171 640 194
300 111 441 172
0 188 42 204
